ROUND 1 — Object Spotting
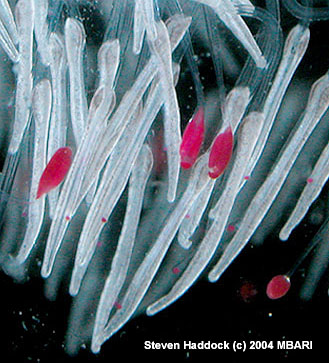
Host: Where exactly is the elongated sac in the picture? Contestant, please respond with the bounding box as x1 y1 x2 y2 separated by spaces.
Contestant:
208 126 233 178
36 147 72 199
266 275 291 300
180 107 205 169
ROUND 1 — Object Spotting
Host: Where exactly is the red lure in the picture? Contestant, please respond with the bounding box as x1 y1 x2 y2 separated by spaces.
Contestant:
208 126 233 179
179 107 205 169
36 147 73 199
266 275 291 300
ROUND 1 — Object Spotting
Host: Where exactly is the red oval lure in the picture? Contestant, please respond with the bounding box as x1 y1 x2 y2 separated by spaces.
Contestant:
36 147 73 199
179 107 205 169
266 275 291 300
208 126 233 179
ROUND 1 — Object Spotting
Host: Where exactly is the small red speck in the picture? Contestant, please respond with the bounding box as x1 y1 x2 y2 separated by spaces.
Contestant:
266 275 291 300
185 214 190 219
208 126 233 179
238 281 258 303
244 175 250 180
180 107 205 169
114 301 122 309
227 224 235 232
172 267 181 275
65 216 70 221
307 177 314 184
101 217 107 223
22 211 28 217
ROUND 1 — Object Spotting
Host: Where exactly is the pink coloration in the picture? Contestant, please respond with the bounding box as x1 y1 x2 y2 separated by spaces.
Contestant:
172 267 181 275
101 217 107 223
244 175 250 180
307 177 314 184
65 216 70 221
152 127 167 174
114 301 122 310
266 275 291 300
227 224 235 232
36 147 73 199
208 126 233 179
180 107 205 169
185 214 190 219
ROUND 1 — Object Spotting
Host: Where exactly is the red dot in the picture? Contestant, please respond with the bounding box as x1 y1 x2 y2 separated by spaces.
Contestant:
114 301 122 309
172 267 181 275
185 214 190 219
101 217 107 223
307 177 314 184
266 275 291 300
65 216 70 221
244 175 250 180
227 224 235 232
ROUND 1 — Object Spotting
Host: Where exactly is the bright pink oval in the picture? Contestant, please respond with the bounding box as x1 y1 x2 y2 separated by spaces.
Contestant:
180 107 205 169
36 147 73 199
208 126 233 179
266 275 291 300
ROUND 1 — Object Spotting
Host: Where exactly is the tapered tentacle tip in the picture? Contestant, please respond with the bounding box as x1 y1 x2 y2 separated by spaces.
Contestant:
2 254 27 282
256 55 267 69
279 229 289 241
91 337 102 355
41 258 53 279
69 281 80 297
146 305 156 316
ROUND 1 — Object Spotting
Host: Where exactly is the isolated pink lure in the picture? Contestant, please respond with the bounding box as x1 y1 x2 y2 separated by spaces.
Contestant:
179 107 205 169
36 147 73 199
208 126 233 179
266 275 291 300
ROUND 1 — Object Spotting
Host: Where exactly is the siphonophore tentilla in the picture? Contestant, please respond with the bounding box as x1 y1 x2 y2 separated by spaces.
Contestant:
0 0 328 358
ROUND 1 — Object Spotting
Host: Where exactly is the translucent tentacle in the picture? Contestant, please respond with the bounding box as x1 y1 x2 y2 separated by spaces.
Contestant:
9 0 34 154
102 153 210 341
147 112 263 316
194 0 266 68
280 141 329 241
209 72 329 283
12 79 51 264
91 144 153 353
47 33 67 218
64 18 88 146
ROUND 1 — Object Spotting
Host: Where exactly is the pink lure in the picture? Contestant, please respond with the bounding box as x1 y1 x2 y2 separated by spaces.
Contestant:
208 126 233 179
266 275 291 300
180 107 205 169
36 147 73 199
